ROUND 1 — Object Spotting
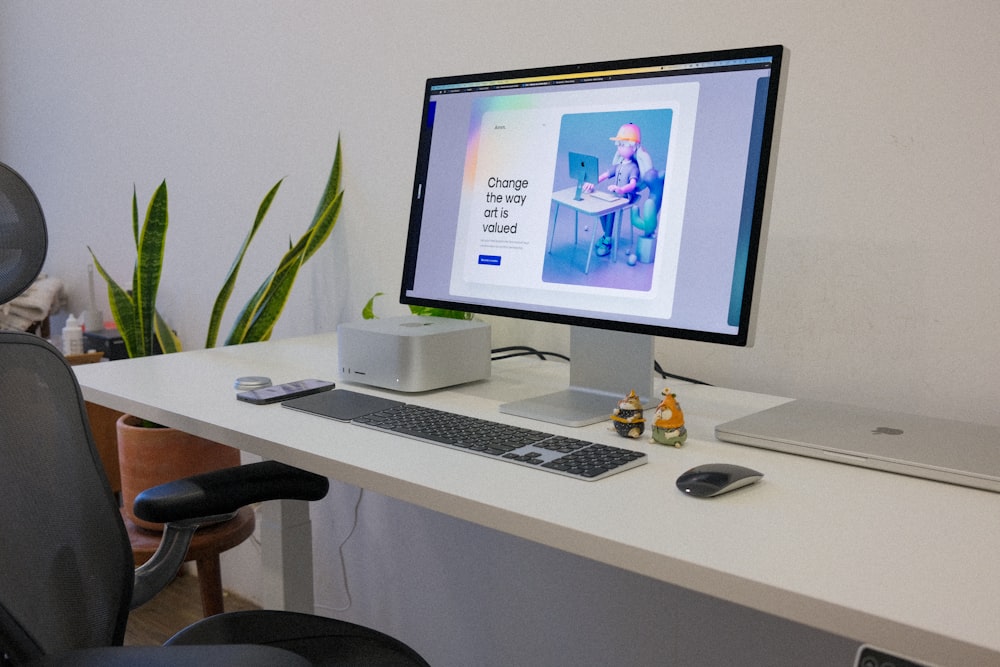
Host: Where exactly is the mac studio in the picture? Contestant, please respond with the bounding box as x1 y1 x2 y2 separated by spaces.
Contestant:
3 3 997 666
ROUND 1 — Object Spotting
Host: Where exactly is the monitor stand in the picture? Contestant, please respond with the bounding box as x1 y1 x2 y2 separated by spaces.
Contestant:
499 326 655 427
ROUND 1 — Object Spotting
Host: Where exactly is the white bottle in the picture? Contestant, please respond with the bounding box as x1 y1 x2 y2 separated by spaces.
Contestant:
62 313 84 355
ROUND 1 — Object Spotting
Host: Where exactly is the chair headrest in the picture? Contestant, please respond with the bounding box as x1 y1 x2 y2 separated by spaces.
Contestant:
0 162 48 304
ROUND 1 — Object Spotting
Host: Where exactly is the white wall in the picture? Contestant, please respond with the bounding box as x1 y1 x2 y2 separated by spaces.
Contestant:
3 2 996 664
5 1 998 426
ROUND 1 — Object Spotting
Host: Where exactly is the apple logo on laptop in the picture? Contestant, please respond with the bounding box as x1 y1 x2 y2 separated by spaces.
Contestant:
872 426 904 436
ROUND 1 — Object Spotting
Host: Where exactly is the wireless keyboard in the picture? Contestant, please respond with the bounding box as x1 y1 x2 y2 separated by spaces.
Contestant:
352 403 647 481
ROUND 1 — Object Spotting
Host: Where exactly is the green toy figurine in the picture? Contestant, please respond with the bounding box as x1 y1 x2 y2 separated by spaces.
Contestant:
651 388 687 447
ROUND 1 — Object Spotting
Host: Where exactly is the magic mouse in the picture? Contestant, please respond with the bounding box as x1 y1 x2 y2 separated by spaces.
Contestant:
676 463 763 498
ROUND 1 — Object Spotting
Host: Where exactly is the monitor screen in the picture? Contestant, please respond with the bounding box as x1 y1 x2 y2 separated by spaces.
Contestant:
400 45 786 426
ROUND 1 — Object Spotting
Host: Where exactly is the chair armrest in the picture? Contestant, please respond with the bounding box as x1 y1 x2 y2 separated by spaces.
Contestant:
131 521 200 610
133 460 330 524
129 461 328 610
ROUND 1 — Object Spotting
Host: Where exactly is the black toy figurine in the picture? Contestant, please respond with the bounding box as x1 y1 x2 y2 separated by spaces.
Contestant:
610 390 645 439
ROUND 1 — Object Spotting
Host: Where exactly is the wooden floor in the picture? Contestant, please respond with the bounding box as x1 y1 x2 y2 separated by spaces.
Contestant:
125 571 260 646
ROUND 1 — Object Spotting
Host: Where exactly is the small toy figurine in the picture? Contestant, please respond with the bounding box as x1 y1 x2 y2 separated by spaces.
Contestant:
651 388 687 447
611 389 645 439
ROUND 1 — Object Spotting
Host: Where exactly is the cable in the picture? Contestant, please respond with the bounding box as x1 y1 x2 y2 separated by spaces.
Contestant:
654 360 711 386
491 345 570 362
491 344 711 385
327 486 365 613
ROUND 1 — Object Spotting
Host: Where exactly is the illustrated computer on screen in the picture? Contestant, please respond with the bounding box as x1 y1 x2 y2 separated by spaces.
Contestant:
400 45 786 426
568 152 599 201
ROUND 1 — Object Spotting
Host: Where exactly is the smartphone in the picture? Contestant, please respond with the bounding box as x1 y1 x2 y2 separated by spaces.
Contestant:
236 379 335 405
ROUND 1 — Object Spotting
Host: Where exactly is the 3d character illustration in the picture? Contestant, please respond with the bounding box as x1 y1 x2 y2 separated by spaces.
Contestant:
610 389 646 439
651 388 688 447
583 123 643 257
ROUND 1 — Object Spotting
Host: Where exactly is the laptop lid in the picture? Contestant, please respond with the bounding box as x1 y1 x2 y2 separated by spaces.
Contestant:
715 399 1000 493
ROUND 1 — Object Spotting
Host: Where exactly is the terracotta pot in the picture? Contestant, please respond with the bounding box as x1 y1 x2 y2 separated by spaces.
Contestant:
117 414 240 531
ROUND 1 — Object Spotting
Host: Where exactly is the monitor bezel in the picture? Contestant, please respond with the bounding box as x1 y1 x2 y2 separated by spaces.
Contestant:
399 44 785 348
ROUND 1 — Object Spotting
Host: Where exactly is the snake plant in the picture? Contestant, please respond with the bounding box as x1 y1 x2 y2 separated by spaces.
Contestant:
90 139 343 358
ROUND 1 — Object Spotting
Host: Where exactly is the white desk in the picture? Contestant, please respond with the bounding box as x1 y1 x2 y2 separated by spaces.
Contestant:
74 333 1000 666
549 186 633 273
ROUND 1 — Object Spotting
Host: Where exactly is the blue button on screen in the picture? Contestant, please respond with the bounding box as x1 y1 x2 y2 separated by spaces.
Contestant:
478 255 501 266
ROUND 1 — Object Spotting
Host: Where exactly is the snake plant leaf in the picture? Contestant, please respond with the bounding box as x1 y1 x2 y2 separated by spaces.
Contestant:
153 310 182 354
248 189 342 336
222 231 301 345
93 141 342 358
219 144 343 347
225 212 315 344
204 179 284 348
88 250 141 357
236 254 303 344
133 181 169 358
311 139 342 228
223 268 273 346
88 180 171 359
131 187 140 248
301 189 342 265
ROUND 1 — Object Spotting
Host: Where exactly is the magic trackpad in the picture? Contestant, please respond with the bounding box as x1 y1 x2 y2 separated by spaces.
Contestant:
282 389 404 422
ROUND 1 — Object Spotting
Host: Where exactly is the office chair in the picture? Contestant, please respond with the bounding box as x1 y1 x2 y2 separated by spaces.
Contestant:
0 163 47 306
0 161 431 666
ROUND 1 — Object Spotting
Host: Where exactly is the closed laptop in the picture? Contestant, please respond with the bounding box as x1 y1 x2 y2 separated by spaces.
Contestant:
715 399 1000 493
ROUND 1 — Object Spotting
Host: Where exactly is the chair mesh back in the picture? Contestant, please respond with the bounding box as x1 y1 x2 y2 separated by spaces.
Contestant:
0 333 134 663
0 163 48 305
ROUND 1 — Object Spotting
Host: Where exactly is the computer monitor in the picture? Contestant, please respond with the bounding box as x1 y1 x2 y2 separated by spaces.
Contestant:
400 45 786 426
567 152 599 201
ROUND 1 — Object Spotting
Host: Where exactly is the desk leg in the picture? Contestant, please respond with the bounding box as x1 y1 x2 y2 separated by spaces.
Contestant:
548 203 583 255
613 209 624 263
612 211 618 263
585 215 599 274
547 202 560 253
259 498 315 613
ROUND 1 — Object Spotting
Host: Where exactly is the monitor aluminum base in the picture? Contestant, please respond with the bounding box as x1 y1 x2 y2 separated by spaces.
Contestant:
500 326 654 427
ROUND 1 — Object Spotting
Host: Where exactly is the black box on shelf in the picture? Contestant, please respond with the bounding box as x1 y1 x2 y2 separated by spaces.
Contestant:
83 329 128 361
